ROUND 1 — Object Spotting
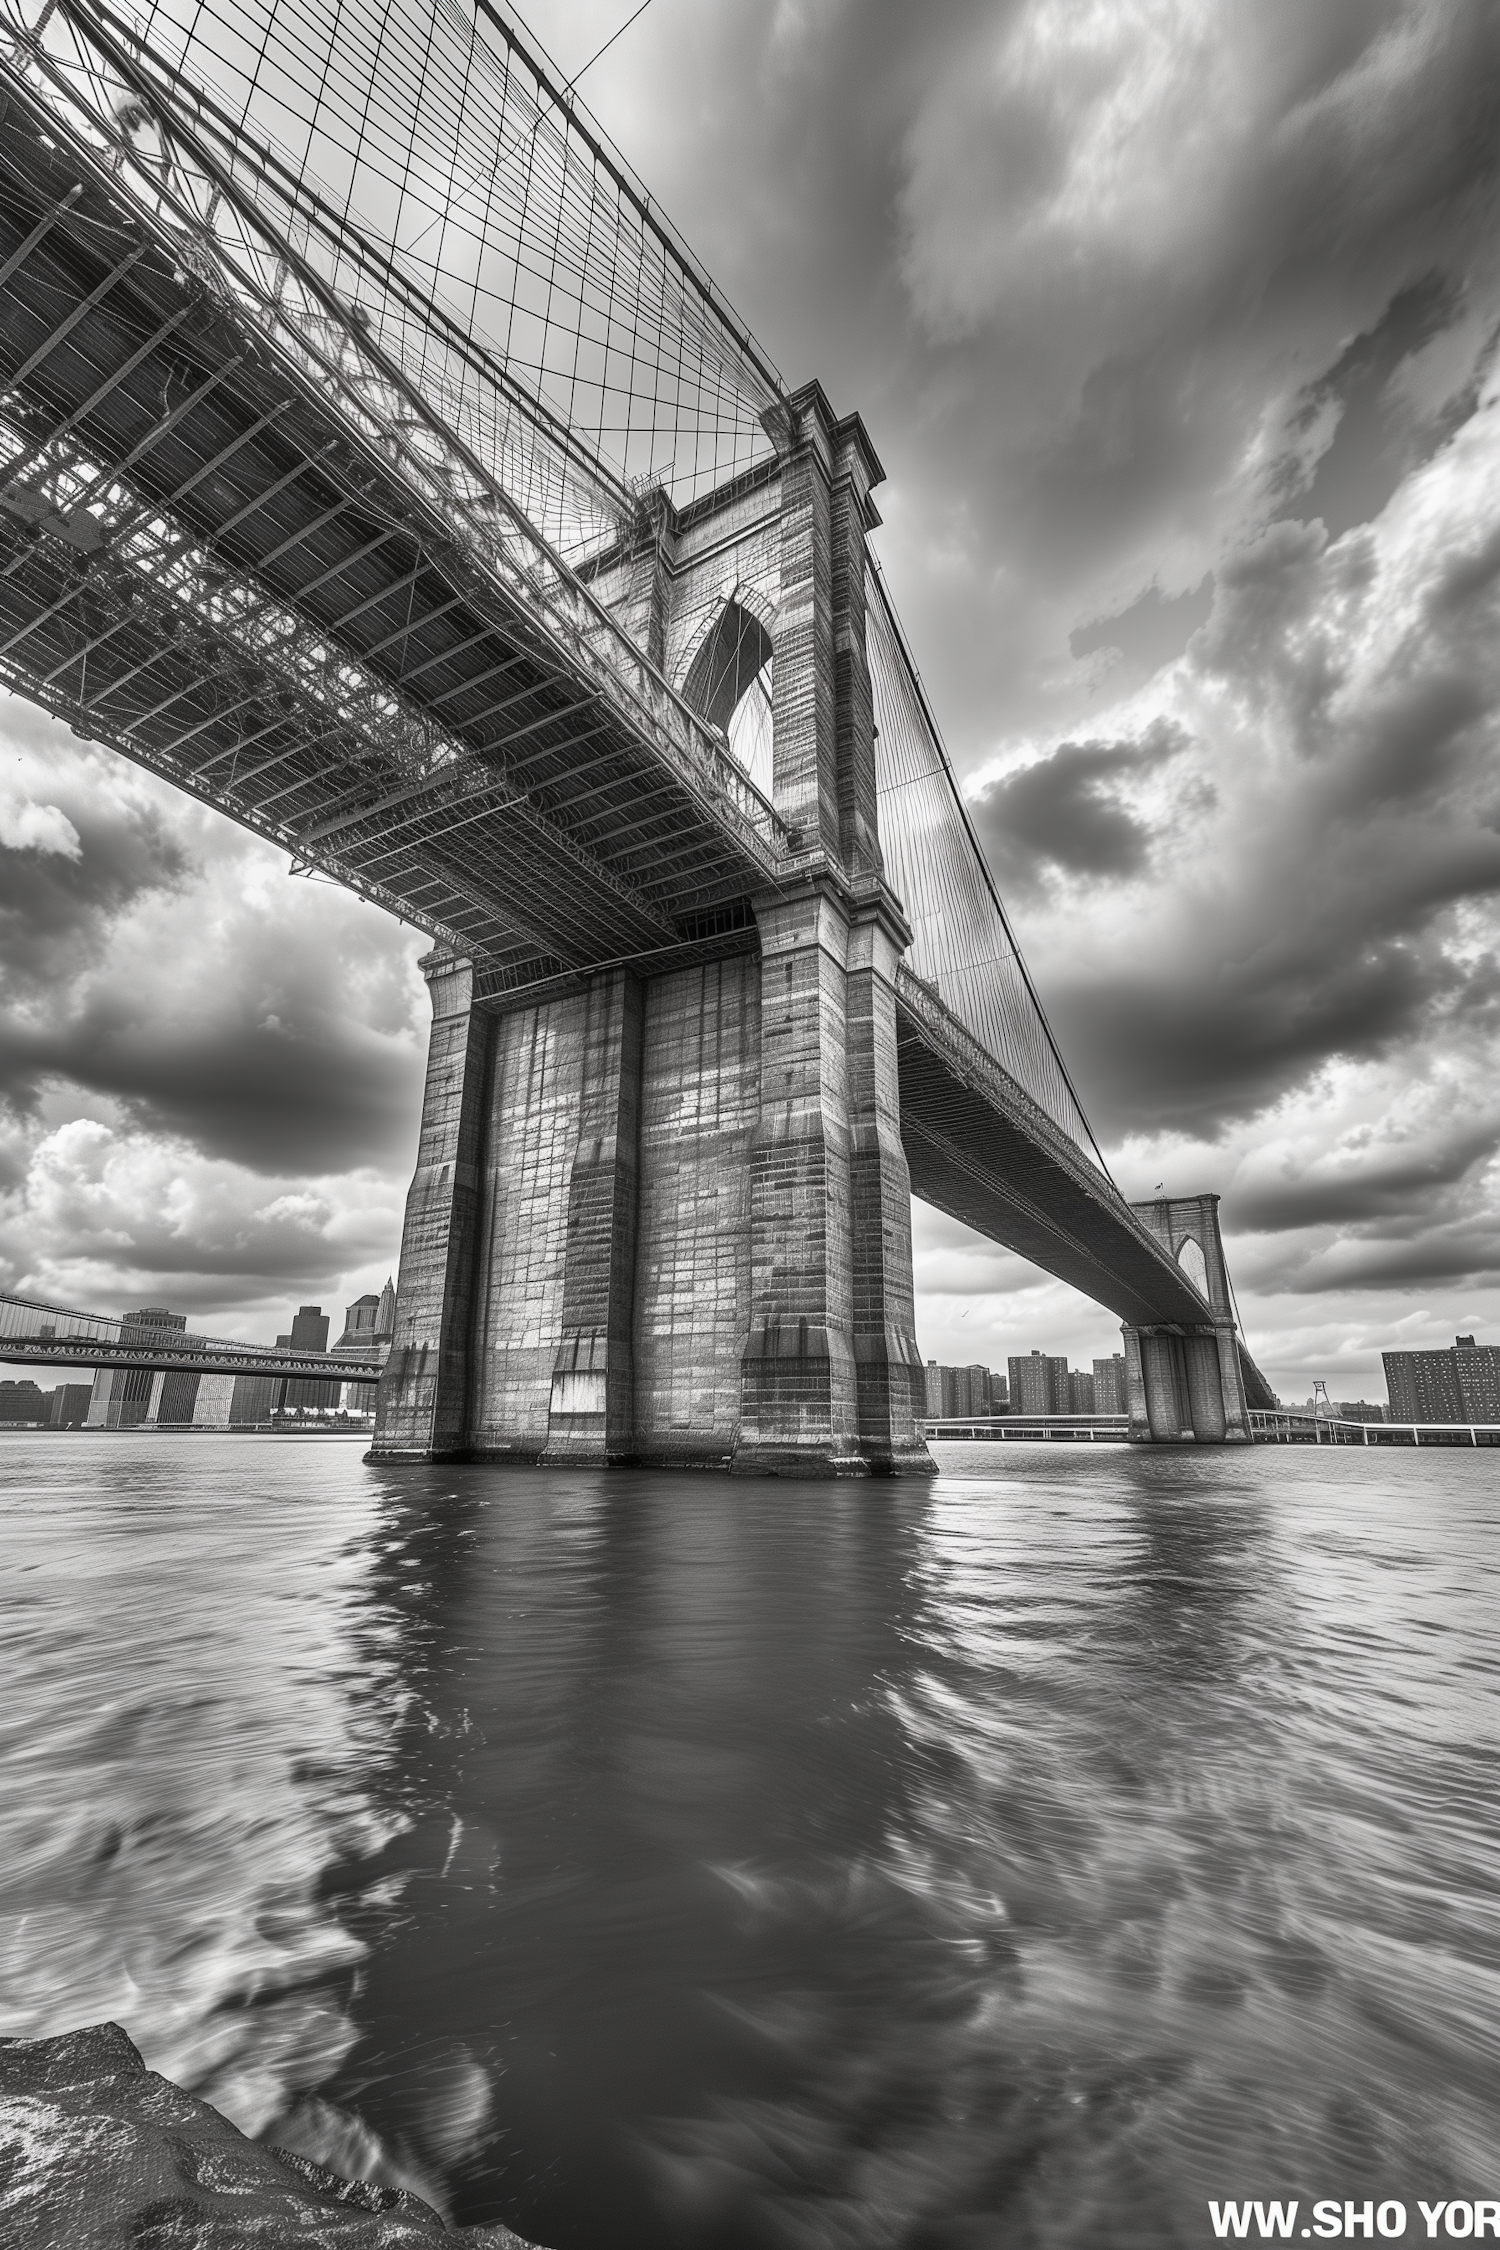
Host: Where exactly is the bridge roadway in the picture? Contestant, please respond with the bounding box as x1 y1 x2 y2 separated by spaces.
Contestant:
0 1292 382 1382
0 7 1272 1458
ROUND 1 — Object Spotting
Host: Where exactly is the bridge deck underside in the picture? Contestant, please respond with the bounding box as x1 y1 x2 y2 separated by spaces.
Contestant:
0 86 771 983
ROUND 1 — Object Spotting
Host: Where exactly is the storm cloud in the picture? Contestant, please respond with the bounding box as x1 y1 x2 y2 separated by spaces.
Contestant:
0 728 425 1325
982 719 1189 889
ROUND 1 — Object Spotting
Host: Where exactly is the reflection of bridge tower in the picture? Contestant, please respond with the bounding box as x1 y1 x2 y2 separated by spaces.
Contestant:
1124 1197 1252 1442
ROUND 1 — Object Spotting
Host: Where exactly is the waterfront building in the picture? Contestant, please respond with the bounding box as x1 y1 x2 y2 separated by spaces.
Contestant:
283 1305 342 1414
1383 1337 1500 1422
333 1282 396 1415
229 1371 280 1426
1092 1355 1127 1414
49 1383 93 1428
155 1369 202 1425
922 1362 1004 1416
85 1308 188 1428
0 1378 48 1423
1068 1369 1096 1413
1008 1352 1070 1415
334 1281 396 1354
1454 1337 1500 1421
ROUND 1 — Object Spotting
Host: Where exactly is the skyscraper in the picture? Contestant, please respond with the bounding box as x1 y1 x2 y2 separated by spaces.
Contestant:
284 1305 340 1413
85 1307 187 1428
1068 1368 1096 1413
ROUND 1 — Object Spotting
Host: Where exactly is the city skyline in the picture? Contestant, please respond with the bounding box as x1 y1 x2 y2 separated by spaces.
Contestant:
2 1 1500 1398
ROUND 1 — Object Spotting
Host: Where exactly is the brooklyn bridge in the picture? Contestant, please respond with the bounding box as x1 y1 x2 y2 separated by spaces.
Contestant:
0 0 1274 1465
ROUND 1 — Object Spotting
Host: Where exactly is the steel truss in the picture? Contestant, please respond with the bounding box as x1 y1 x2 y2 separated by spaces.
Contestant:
0 9 789 977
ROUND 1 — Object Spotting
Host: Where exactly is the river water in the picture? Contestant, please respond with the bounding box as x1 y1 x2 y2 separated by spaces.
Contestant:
2 1434 1498 2246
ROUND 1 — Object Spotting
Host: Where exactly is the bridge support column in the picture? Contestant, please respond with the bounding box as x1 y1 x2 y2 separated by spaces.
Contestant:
1122 1327 1153 1442
371 952 490 1460
540 970 643 1464
1122 1321 1252 1442
846 898 933 1472
733 882 931 1475
734 887 862 1475
1124 1196 1253 1443
1215 1324 1252 1441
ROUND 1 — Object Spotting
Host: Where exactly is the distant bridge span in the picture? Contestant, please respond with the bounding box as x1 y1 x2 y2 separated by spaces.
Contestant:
0 0 1273 1462
0 1291 381 1382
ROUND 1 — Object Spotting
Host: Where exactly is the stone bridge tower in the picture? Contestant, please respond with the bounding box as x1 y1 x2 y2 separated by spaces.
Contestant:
372 384 934 1473
1123 1196 1252 1441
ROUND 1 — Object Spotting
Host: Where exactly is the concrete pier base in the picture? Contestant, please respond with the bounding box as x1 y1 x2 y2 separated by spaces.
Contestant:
372 912 932 1473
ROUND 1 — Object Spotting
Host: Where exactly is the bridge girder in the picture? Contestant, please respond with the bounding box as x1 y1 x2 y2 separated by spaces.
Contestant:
0 57 788 981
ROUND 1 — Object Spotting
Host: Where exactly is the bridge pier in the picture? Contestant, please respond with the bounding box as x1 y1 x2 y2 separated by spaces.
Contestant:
539 970 643 1465
369 952 489 1460
372 911 931 1472
733 884 929 1476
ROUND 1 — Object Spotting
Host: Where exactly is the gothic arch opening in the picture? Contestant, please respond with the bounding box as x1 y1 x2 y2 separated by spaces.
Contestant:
681 598 773 799
1176 1234 1210 1301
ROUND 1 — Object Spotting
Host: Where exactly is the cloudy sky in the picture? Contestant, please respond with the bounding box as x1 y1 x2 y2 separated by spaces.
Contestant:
5 0 1500 1401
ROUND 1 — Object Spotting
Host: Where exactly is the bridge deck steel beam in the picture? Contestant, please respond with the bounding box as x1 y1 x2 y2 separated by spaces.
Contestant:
0 64 785 972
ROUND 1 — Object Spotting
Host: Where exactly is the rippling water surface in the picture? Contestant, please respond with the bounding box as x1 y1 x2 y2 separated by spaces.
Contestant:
4 1434 1499 2245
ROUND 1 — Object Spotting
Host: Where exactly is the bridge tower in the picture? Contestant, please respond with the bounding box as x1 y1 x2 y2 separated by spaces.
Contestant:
1122 1196 1252 1441
374 384 933 1473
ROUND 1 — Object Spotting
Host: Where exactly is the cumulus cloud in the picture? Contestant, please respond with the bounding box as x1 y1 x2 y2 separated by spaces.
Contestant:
0 726 427 1175
0 785 80 861
0 1114 405 1331
1027 365 1500 1140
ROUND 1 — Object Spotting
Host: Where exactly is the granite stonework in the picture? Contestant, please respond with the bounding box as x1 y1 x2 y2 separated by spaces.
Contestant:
0 2025 541 2249
371 384 934 1477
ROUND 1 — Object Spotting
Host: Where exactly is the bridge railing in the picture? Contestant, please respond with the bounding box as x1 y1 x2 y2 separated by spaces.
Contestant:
0 1292 382 1379
0 1289 121 1346
922 1415 1130 1444
894 964 1221 1315
1249 1410 1500 1448
0 0 791 875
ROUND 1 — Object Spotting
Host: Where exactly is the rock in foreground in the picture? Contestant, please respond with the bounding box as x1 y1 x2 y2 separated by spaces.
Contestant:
0 2023 544 2248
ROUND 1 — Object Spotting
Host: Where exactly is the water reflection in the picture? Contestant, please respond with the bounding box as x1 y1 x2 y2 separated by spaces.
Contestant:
0 1438 402 2131
5 1439 1500 2246
320 1470 935 2241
